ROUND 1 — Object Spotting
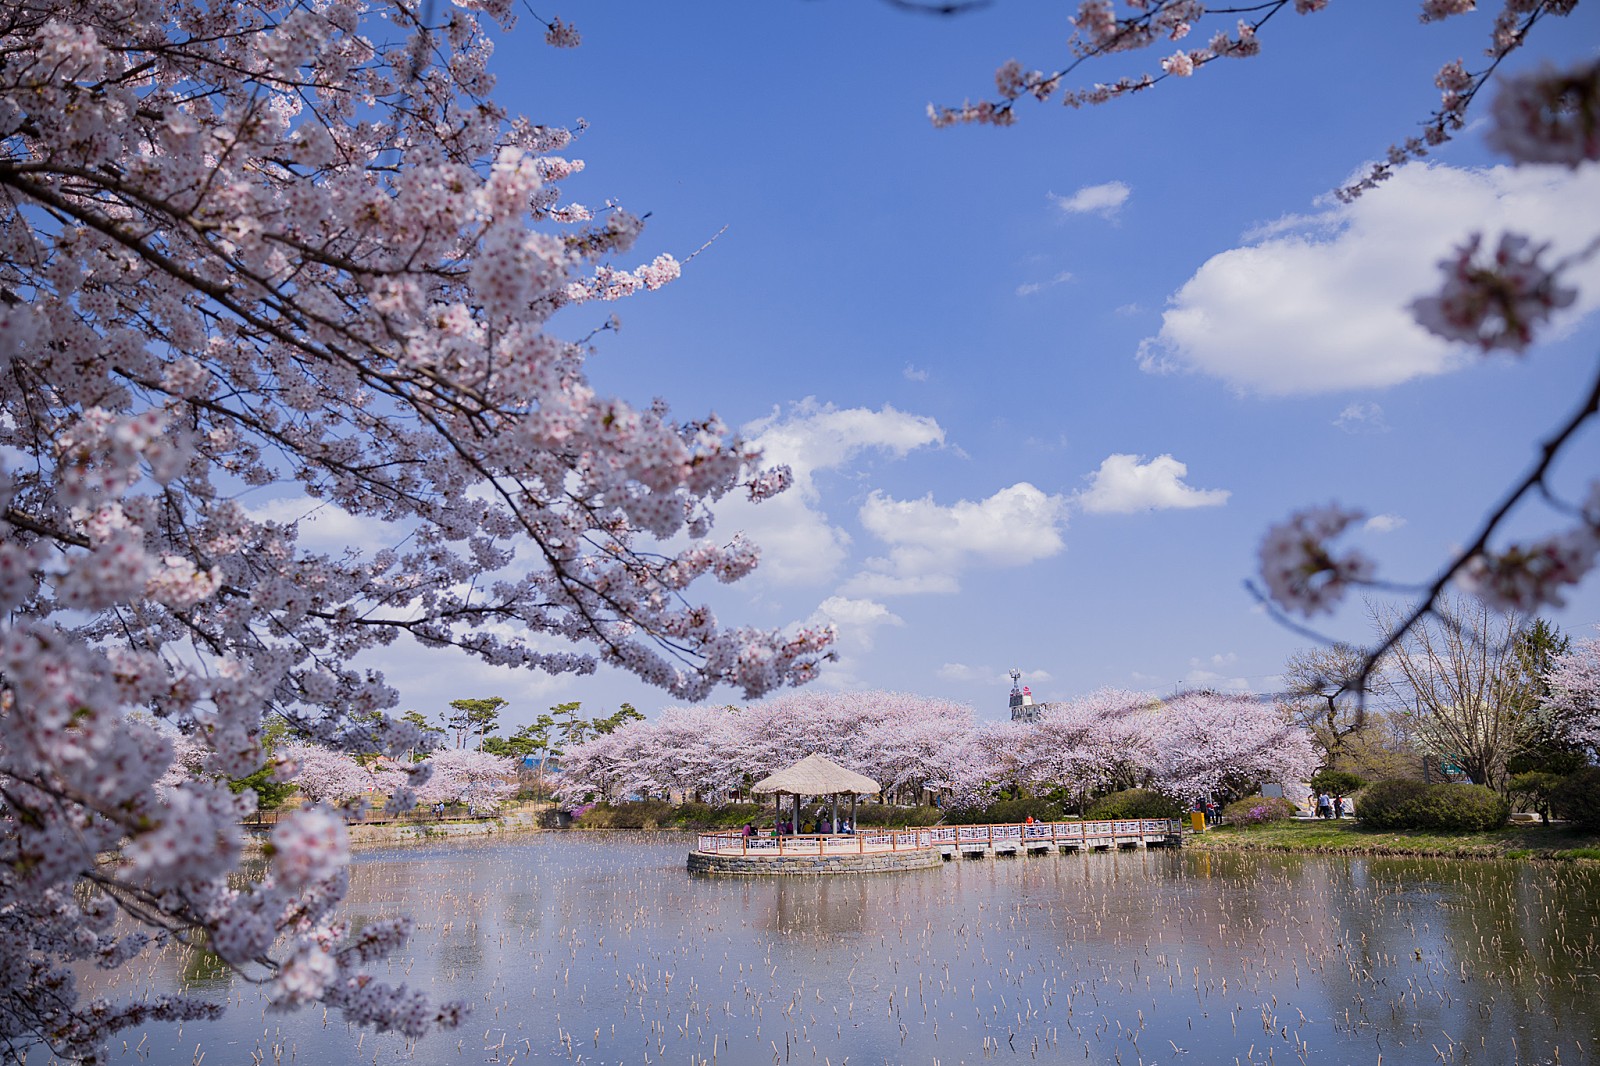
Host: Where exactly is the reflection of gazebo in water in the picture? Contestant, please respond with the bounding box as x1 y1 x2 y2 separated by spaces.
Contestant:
751 754 879 834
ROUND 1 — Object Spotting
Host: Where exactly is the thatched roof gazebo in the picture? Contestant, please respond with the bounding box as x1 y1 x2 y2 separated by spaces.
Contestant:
752 754 879 835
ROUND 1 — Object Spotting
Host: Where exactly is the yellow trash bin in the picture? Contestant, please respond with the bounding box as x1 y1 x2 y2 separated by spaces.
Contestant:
1190 811 1206 832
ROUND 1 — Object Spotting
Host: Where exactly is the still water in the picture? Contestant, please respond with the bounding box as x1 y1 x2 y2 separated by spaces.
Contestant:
67 832 1600 1065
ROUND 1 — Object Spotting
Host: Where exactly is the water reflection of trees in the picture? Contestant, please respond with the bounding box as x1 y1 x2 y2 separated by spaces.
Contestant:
62 834 1600 1066
1325 858 1600 1054
765 875 872 939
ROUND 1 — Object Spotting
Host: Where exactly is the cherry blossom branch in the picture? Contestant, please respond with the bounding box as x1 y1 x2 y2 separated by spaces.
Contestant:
1350 351 1600 694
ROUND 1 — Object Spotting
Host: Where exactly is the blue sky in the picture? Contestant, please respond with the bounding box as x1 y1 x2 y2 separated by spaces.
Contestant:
332 2 1600 728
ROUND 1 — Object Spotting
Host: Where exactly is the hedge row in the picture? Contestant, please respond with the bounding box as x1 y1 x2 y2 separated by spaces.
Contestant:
1356 781 1509 831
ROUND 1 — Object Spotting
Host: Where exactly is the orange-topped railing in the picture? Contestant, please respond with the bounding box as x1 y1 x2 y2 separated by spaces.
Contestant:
694 818 1182 856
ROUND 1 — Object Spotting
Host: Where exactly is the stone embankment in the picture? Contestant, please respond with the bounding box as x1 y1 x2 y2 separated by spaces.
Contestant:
244 809 543 849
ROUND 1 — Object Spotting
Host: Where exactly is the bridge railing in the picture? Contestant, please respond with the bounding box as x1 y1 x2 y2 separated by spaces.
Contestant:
694 818 1181 856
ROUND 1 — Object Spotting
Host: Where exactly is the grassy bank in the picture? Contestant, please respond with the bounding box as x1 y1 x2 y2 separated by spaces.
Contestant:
1190 817 1600 861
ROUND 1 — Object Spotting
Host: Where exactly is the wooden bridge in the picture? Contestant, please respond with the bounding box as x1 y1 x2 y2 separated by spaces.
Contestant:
695 818 1183 860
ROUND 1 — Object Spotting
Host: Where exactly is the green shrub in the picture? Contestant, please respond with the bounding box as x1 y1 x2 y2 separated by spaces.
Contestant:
672 802 768 830
1508 771 1566 823
1308 770 1365 797
1222 795 1296 826
1355 779 1429 829
571 800 676 829
1552 767 1600 830
849 804 944 828
1356 779 1508 831
1408 783 1509 831
1084 789 1182 821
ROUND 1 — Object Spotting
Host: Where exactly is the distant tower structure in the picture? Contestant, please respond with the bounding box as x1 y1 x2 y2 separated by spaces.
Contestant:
1008 669 1039 723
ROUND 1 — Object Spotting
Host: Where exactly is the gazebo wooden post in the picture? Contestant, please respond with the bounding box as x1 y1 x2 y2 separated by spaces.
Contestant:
749 755 882 855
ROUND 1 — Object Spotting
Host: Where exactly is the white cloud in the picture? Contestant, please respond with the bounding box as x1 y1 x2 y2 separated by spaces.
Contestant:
1136 162 1600 395
1050 181 1131 219
1364 513 1407 534
720 399 945 585
903 363 930 382
1016 271 1075 297
1076 454 1230 514
1197 652 1238 669
806 597 905 689
842 482 1069 596
938 663 1052 687
244 496 390 555
363 633 572 718
811 595 904 638
1180 668 1251 694
1334 402 1390 433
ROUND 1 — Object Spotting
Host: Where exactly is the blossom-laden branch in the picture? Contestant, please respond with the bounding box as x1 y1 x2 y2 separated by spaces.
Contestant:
1255 52 1599 697
929 1 1308 129
931 1 1598 702
928 1 1578 201
0 1 834 1060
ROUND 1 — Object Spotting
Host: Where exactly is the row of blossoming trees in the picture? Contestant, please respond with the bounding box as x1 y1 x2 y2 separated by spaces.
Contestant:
161 736 520 811
554 688 1318 814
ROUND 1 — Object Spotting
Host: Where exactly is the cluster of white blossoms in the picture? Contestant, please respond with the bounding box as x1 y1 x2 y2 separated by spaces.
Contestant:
0 0 834 1060
1542 633 1600 751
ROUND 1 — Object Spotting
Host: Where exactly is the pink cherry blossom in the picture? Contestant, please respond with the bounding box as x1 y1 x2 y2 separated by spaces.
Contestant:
1258 505 1376 616
1541 631 1600 752
1486 57 1600 166
0 1 833 1058
1411 232 1578 352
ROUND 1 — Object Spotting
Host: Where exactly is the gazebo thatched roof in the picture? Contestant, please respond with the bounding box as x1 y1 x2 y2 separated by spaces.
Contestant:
750 754 880 797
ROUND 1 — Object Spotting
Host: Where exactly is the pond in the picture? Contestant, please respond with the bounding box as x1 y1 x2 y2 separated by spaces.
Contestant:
53 832 1600 1065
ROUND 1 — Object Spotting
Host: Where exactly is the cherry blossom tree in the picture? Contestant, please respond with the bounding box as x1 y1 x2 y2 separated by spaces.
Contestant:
0 2 835 1060
551 725 643 805
554 691 979 806
1541 630 1600 753
934 0 1600 695
1146 691 1319 803
1024 689 1162 807
277 741 403 806
414 747 519 809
